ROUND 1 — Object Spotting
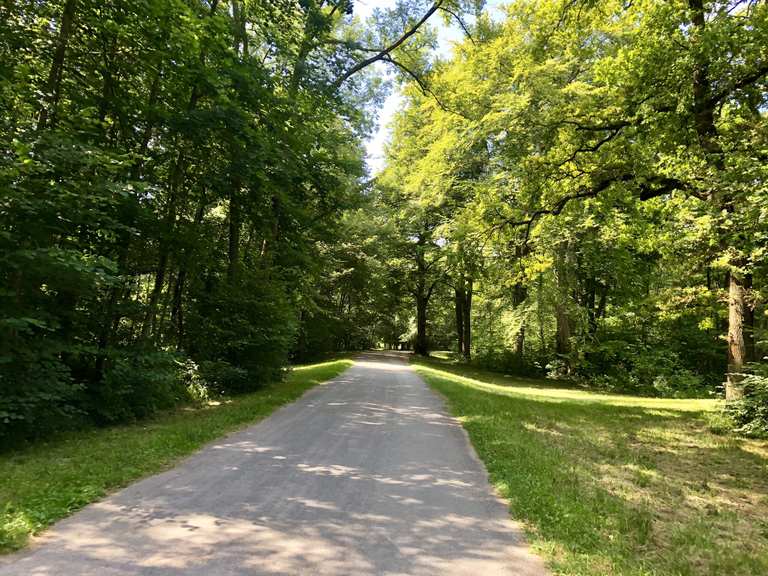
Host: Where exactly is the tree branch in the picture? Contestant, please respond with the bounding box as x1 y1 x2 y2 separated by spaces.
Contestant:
439 6 474 44
330 0 444 90
381 55 449 112
708 61 768 107
495 173 699 243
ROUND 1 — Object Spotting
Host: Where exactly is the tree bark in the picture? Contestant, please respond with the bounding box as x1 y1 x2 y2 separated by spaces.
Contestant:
415 291 429 356
171 194 206 346
140 1 219 340
462 277 472 360
513 283 527 361
37 0 78 130
689 0 749 397
726 271 748 400
537 272 547 367
554 246 573 372
455 286 464 355
744 273 755 364
140 151 186 340
227 183 241 284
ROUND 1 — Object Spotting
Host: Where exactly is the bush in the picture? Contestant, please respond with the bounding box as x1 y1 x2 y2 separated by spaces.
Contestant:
580 344 708 398
177 359 212 404
186 272 296 393
473 347 541 377
727 365 768 438
86 350 185 424
198 360 251 395
0 342 82 442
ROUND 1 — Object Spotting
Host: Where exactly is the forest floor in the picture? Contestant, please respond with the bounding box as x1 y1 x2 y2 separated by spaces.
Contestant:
413 356 768 576
0 358 354 553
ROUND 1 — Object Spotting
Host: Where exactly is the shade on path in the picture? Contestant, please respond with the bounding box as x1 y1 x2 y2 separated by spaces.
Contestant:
0 351 547 575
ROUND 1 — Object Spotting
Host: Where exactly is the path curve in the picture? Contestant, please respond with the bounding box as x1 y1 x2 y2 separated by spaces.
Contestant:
0 352 547 575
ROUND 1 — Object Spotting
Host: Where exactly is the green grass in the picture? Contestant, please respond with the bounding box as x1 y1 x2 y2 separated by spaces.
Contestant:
413 357 768 576
0 358 354 553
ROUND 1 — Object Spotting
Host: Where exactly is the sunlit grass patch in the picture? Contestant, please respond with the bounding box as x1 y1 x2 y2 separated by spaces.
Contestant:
413 358 768 576
415 362 719 412
0 358 354 553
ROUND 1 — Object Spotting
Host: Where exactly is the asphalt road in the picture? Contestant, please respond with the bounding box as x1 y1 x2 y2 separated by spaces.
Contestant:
0 352 547 575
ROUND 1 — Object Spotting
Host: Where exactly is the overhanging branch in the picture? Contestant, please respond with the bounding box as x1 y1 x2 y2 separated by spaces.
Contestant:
330 0 444 90
495 173 699 243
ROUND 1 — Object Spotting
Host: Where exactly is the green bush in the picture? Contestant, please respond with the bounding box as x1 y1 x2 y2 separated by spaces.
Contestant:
473 348 541 377
581 344 708 398
727 365 768 438
86 351 185 424
177 359 212 404
186 272 296 393
198 360 251 395
0 341 82 442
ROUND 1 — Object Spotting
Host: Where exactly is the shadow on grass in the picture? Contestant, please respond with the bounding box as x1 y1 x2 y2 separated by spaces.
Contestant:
414 362 768 576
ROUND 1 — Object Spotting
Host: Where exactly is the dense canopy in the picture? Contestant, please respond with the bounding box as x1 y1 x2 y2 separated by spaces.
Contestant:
1 0 766 439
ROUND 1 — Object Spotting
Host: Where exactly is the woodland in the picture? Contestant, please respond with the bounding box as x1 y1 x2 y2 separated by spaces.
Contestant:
1 0 767 443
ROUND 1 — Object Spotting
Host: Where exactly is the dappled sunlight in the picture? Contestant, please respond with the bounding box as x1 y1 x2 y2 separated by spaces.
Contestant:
419 361 768 575
290 359 354 373
6 451 537 575
0 350 546 576
414 364 719 412
353 360 410 372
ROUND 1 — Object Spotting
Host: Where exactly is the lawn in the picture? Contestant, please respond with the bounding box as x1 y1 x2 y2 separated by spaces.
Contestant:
0 358 354 553
412 357 768 576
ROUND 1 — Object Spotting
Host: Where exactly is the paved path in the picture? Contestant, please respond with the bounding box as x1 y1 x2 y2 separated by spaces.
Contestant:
0 352 547 575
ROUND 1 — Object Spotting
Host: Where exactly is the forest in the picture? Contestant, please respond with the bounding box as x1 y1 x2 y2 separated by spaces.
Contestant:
1 0 766 440
1 1 768 573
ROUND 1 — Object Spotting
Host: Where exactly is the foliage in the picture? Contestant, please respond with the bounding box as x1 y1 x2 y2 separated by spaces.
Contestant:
87 351 184 424
728 365 768 438
375 0 767 401
0 0 452 440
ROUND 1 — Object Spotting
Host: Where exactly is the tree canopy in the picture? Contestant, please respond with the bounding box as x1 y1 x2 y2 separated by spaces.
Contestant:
1 0 767 441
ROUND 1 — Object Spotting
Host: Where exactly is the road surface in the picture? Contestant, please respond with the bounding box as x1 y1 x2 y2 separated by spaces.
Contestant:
0 352 547 575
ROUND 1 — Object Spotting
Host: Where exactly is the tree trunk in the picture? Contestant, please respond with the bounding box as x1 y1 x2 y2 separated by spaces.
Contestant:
138 0 217 340
38 0 78 130
744 273 755 364
413 232 433 357
554 246 573 372
227 184 241 284
513 282 527 361
516 324 525 359
140 151 186 340
726 271 747 400
455 286 464 355
537 272 546 367
555 304 571 356
462 277 472 360
689 0 750 393
415 292 428 356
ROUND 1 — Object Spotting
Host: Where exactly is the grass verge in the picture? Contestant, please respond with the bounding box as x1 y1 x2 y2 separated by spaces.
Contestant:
0 358 354 553
413 357 768 576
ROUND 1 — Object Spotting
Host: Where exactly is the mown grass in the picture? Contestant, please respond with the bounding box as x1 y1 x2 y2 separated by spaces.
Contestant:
0 358 354 553
412 357 768 576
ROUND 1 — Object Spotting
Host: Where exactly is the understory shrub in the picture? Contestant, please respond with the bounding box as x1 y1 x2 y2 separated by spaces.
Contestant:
473 347 541 377
198 360 251 395
186 272 297 394
580 343 709 398
727 365 768 437
0 338 82 442
177 359 212 404
86 350 185 424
